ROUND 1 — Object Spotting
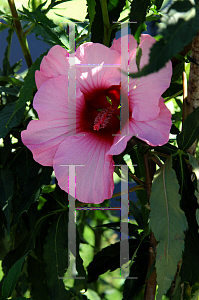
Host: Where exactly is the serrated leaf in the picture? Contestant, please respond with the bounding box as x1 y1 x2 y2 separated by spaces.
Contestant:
44 213 70 300
7 52 46 127
86 0 96 26
3 28 13 76
87 239 140 283
150 156 187 300
177 106 199 150
1 254 27 300
0 102 24 139
129 0 151 39
129 1 199 78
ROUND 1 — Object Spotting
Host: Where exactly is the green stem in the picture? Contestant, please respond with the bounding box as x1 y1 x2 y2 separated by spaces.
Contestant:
7 0 32 68
100 0 111 46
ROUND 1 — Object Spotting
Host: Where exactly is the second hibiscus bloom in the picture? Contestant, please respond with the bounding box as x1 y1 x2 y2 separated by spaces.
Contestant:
21 34 172 204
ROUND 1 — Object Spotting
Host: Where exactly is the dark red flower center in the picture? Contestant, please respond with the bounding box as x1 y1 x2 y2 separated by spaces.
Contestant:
80 84 130 140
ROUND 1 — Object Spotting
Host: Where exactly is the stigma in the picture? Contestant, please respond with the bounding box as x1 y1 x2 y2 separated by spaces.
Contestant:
93 107 113 131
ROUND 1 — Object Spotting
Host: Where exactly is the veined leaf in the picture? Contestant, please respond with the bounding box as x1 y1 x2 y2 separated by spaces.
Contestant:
150 156 188 300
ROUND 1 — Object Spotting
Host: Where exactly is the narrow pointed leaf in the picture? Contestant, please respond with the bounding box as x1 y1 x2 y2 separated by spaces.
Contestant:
6 52 46 127
150 156 188 300
86 0 96 26
1 254 27 300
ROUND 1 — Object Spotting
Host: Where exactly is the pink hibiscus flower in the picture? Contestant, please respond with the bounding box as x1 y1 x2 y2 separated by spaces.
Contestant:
21 34 172 204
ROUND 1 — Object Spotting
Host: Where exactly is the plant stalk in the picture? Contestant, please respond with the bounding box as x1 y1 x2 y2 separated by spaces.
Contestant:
7 0 32 68
100 0 111 46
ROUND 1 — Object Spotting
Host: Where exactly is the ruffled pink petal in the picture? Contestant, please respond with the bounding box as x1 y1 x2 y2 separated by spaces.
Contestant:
130 97 172 146
21 119 68 166
73 43 121 94
111 34 172 121
107 97 172 157
33 76 84 127
53 134 115 204
21 75 86 166
35 45 70 89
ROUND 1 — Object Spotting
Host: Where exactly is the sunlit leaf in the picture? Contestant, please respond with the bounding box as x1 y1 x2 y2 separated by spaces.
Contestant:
150 156 187 300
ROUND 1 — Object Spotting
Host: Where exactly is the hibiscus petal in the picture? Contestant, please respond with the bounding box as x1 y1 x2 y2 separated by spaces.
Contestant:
111 34 172 121
33 75 84 125
130 97 172 146
21 76 86 166
108 97 172 156
53 134 115 204
21 119 68 166
35 45 70 89
74 43 121 94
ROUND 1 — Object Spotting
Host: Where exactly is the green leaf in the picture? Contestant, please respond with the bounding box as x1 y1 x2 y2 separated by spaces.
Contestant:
177 106 199 150
0 167 14 234
1 254 27 300
155 143 178 156
0 102 24 139
76 229 87 291
129 0 151 40
129 201 144 229
90 0 126 46
7 51 46 127
123 250 148 299
86 0 96 26
43 213 70 300
96 221 140 239
154 0 164 10
27 254 49 300
3 28 14 76
188 154 199 201
87 239 140 283
129 1 199 78
13 148 52 223
150 156 188 300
